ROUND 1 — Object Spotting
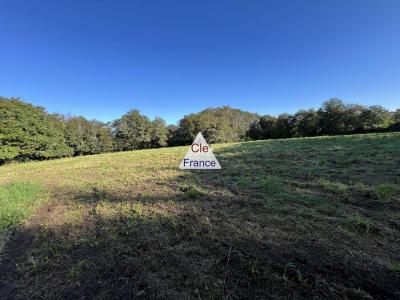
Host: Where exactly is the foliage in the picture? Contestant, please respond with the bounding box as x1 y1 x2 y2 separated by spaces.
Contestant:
150 117 168 148
0 96 399 163
173 106 259 145
294 109 320 137
65 117 114 155
248 98 396 140
0 97 73 163
112 110 168 150
113 109 153 151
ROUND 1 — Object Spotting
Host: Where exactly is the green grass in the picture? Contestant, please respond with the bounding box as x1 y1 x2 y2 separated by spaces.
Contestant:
259 175 286 196
0 182 45 232
0 132 399 299
388 261 400 276
375 183 397 202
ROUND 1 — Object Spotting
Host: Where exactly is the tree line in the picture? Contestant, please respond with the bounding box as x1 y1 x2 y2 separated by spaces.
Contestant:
1 96 399 163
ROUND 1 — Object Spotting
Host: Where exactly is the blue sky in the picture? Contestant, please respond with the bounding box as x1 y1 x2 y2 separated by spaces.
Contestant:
1 0 399 124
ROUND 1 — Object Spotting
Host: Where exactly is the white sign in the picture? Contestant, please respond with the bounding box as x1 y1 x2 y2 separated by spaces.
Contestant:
179 132 221 169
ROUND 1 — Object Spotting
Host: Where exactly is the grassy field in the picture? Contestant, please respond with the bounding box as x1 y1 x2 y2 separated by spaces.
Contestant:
0 132 399 299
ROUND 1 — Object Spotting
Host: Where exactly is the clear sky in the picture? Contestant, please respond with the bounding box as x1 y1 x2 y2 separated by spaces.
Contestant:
1 0 399 124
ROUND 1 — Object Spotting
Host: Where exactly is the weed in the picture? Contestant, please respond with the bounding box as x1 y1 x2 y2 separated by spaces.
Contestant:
0 182 45 231
180 184 205 198
259 176 286 196
133 203 143 216
375 184 397 202
387 262 400 276
353 182 370 195
345 212 375 234
68 261 86 280
236 176 253 190
318 178 347 194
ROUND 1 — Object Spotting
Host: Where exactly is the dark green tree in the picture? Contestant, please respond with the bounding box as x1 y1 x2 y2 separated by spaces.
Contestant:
318 98 348 134
273 113 296 138
343 104 365 132
0 97 73 163
65 117 114 155
150 117 168 148
247 115 276 140
175 106 259 144
166 125 181 146
294 109 320 137
112 110 153 150
393 109 400 123
360 105 391 130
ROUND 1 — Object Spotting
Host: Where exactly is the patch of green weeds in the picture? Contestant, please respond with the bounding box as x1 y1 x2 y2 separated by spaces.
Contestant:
0 182 45 231
387 262 400 276
344 212 375 234
272 262 309 286
133 203 143 216
179 184 205 199
236 176 253 191
259 176 286 196
159 213 179 231
375 184 397 202
67 261 87 280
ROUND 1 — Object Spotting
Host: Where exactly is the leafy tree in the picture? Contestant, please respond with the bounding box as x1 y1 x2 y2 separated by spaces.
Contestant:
388 109 400 131
294 109 320 137
174 117 199 145
247 120 263 140
0 97 73 163
360 105 391 130
65 117 114 155
247 115 276 140
175 106 259 144
393 109 400 123
273 113 296 138
150 117 168 148
343 104 365 132
112 110 153 150
318 98 348 135
95 122 114 153
166 125 181 146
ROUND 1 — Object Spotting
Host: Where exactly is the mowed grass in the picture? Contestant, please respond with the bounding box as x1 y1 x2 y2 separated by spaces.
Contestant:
0 132 399 299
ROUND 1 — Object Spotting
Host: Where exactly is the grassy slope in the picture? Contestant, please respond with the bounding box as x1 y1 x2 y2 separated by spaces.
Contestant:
0 132 399 299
